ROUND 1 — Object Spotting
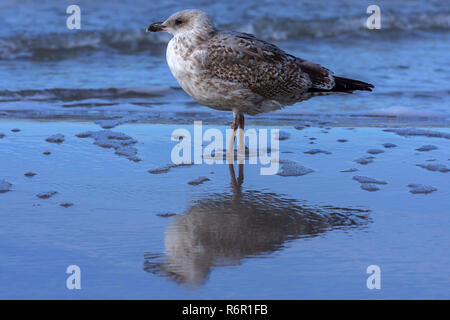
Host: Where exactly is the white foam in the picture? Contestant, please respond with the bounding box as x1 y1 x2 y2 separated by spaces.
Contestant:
76 130 140 162
277 160 314 177
0 179 12 193
384 128 450 139
416 163 449 173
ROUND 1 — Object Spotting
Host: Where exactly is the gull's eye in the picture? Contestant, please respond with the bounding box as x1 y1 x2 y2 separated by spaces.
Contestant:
175 18 183 26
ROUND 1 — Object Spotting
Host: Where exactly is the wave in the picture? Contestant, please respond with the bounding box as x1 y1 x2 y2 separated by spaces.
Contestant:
2 87 447 103
240 10 450 41
0 30 171 60
1 10 449 60
0 87 178 102
0 87 449 128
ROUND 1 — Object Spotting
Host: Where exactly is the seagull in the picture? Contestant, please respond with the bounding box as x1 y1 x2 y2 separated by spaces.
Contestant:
146 9 373 156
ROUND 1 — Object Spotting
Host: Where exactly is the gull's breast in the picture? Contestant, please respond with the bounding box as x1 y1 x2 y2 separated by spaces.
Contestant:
166 38 205 99
166 37 260 112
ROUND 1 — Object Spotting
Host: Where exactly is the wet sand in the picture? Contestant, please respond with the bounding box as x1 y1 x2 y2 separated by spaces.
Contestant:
0 119 449 299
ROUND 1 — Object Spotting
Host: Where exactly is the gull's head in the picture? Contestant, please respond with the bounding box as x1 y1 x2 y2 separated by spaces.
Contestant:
146 9 215 37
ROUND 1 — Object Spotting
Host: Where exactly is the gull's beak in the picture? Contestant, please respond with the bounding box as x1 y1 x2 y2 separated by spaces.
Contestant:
146 22 166 32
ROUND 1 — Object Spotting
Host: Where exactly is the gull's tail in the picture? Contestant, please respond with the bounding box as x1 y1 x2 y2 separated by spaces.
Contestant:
332 76 374 93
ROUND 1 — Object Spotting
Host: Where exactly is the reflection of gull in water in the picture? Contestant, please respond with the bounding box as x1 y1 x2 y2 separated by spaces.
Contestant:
144 182 371 287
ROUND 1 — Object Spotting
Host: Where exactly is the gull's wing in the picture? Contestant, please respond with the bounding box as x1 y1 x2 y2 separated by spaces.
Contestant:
203 31 335 102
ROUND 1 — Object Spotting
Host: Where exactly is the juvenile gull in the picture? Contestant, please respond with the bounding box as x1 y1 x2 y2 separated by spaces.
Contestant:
147 9 373 154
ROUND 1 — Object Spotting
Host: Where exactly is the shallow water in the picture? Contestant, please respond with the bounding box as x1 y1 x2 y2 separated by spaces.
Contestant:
0 0 449 126
0 121 449 299
1 0 449 299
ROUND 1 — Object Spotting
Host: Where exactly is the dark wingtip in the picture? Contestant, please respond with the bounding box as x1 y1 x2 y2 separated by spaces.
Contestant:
334 76 374 93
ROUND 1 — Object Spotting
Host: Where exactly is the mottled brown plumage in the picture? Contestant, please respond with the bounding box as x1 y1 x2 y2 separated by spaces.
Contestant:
203 31 336 109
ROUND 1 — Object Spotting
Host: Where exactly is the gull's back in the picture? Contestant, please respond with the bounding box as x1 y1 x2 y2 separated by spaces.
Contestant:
203 31 335 104
163 10 373 115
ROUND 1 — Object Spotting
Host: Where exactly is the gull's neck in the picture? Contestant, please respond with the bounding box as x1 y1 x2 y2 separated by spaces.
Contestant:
173 26 216 45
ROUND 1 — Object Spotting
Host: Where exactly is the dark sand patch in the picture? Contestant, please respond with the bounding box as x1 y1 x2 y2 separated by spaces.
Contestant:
360 183 380 192
407 184 437 194
24 172 36 177
60 203 74 208
353 176 387 185
354 156 374 165
188 176 211 186
304 149 332 155
367 148 384 155
148 163 193 174
384 128 450 139
416 163 449 173
353 176 387 192
276 131 291 141
46 134 64 143
37 191 58 199
416 145 438 152
157 213 177 218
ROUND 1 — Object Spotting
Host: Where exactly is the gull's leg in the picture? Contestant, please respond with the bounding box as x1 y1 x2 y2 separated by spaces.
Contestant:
226 110 239 163
228 163 237 187
229 162 244 188
237 113 245 183
237 163 244 186
237 113 245 162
